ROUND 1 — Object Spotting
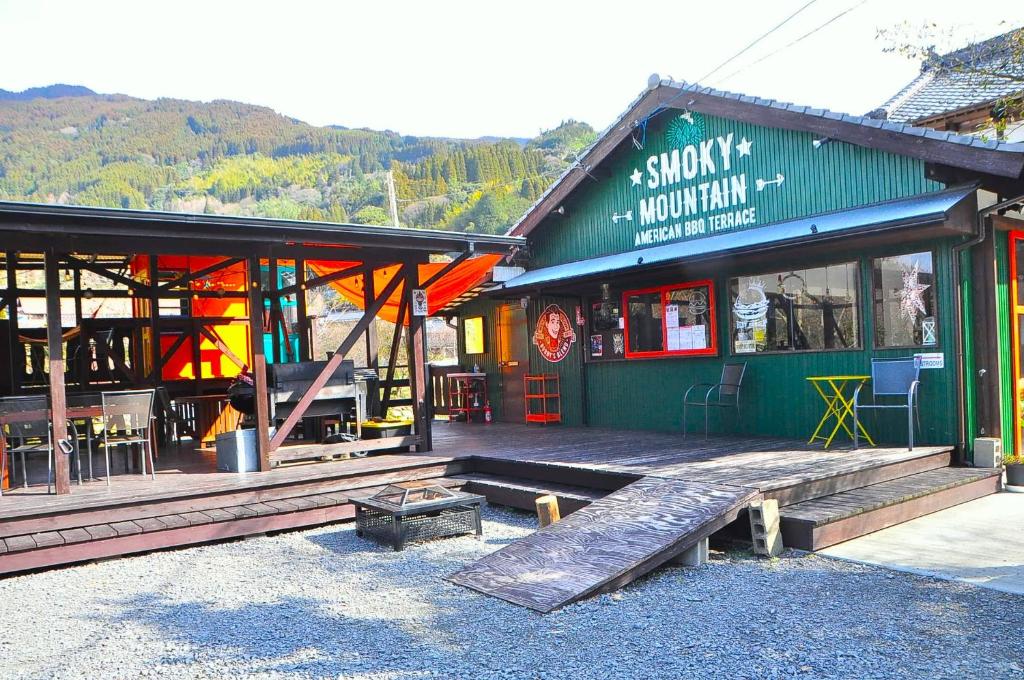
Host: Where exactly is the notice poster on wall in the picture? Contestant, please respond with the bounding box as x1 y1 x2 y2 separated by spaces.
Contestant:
665 304 679 328
590 334 604 356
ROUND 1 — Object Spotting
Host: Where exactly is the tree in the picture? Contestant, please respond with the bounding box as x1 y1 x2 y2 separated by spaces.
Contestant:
352 205 391 226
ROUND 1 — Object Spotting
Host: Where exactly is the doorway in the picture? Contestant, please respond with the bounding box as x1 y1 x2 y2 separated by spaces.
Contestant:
1010 231 1024 455
497 303 529 421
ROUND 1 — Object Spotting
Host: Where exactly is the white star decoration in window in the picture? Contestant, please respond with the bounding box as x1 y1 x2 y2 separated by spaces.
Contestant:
899 261 930 322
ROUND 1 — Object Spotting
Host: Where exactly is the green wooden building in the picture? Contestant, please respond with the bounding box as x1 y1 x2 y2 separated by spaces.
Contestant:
454 79 1024 462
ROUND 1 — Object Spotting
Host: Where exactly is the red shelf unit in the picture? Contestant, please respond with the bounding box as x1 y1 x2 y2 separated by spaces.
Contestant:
524 373 561 424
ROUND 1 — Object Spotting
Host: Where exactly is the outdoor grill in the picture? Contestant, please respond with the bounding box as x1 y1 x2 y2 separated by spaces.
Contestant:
353 484 484 551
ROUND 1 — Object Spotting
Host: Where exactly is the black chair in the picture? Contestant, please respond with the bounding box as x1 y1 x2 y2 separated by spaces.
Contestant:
854 357 922 451
0 395 82 493
682 363 747 439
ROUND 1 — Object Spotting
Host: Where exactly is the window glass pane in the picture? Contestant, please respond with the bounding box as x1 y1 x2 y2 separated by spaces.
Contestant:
665 286 712 351
730 262 859 353
872 252 936 348
464 316 485 355
626 291 663 353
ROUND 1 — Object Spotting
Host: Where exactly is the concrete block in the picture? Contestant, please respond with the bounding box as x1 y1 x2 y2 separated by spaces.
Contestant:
670 537 709 567
973 438 1003 468
749 499 783 557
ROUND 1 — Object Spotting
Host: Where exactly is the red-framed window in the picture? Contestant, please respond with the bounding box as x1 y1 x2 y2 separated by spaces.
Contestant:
623 279 718 359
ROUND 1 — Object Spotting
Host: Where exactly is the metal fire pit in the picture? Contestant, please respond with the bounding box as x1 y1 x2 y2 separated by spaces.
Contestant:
352 484 484 551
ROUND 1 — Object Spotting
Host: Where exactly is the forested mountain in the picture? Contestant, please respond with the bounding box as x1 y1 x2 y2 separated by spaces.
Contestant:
0 86 596 234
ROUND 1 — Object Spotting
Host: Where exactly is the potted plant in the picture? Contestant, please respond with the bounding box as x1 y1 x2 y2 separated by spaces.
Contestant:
1005 450 1024 487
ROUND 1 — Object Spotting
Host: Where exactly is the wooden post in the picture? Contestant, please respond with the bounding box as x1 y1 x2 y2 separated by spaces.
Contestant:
294 258 310 361
247 256 273 471
363 268 379 371
148 254 162 384
5 252 18 394
269 258 284 364
379 290 408 417
536 495 561 527
44 251 71 494
405 264 431 451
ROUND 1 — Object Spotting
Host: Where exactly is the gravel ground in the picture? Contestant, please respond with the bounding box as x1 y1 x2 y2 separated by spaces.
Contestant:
1 506 1022 680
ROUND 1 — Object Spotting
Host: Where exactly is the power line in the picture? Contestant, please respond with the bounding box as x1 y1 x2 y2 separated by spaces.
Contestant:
716 0 870 85
698 0 820 83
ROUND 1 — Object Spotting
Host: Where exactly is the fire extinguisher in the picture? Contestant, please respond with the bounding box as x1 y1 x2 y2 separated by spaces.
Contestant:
484 401 493 424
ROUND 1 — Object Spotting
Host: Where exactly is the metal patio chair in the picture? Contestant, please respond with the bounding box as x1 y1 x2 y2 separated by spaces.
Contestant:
853 357 922 451
0 395 82 493
682 362 747 439
99 389 156 485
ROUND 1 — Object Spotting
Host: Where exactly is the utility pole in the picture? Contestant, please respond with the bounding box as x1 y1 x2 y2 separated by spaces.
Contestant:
385 170 400 227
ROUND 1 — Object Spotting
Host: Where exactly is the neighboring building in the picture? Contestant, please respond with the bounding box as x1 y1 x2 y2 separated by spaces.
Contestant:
454 78 1024 462
879 27 1024 142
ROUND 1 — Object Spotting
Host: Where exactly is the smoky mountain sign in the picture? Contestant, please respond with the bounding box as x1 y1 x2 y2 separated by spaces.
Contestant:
625 111 783 248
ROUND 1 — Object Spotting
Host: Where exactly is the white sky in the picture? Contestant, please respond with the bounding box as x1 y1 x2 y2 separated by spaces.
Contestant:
0 0 1021 138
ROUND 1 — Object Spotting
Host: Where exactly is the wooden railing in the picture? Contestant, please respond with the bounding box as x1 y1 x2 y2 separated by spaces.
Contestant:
428 364 460 417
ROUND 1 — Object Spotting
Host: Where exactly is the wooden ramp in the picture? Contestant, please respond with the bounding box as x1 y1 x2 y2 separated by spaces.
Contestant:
448 476 758 612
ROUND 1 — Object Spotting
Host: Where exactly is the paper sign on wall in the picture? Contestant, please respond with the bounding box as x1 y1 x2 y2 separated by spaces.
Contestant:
411 289 428 316
914 352 944 369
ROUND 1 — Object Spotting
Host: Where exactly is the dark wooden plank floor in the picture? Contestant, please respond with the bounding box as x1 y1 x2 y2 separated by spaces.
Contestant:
448 476 758 612
431 422 951 495
780 467 999 526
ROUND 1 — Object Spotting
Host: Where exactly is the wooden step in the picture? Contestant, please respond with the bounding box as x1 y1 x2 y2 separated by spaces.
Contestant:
448 476 758 612
779 467 1001 551
0 477 462 576
453 473 606 515
765 448 954 507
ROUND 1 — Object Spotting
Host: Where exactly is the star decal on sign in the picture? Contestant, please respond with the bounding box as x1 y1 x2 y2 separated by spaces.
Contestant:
629 168 643 186
736 137 753 157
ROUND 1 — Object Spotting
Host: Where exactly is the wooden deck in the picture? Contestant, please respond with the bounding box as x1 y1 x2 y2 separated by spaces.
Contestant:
431 422 976 611
0 422 988 599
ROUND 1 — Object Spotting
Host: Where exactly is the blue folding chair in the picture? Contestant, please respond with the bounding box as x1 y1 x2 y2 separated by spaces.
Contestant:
853 357 922 451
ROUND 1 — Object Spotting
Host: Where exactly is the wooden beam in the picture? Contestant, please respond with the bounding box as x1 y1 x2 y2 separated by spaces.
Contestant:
363 266 379 371
63 255 147 294
157 256 244 292
198 325 247 372
419 250 471 289
44 251 71 495
276 262 365 298
247 256 272 471
405 265 431 451
269 435 421 463
153 331 189 377
269 258 281 364
295 258 310 361
379 289 408 417
148 254 161 385
5 251 19 403
268 265 406 451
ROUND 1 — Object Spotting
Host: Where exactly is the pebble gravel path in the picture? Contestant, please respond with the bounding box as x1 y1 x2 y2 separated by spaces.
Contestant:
0 506 1021 680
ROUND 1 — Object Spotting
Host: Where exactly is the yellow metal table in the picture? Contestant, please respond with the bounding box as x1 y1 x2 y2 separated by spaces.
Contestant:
806 375 875 449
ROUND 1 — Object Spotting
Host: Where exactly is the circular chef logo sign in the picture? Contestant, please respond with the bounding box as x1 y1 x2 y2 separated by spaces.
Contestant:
534 304 576 363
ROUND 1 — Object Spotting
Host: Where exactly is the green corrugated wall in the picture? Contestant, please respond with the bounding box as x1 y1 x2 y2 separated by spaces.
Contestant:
996 231 1015 457
530 112 942 267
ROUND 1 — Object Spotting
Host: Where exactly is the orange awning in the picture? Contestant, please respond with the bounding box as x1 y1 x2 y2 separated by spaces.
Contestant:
308 254 502 324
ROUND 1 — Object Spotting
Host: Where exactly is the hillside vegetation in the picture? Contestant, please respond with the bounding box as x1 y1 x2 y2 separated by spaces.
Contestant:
0 88 595 234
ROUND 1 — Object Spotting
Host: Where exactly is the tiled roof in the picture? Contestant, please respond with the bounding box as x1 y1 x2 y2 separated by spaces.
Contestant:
882 28 1024 123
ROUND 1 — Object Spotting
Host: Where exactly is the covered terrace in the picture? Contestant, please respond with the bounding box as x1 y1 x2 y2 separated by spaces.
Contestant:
0 201 522 498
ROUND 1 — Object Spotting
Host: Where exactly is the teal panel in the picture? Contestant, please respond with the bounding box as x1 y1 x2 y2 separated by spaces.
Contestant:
531 111 942 267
